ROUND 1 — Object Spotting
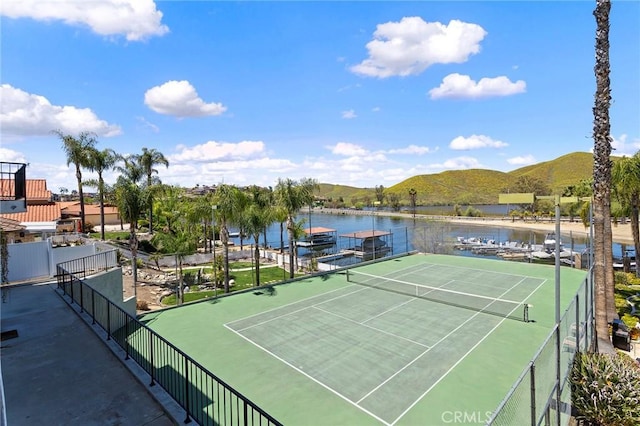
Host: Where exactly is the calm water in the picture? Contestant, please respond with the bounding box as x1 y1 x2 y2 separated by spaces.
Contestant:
230 212 629 261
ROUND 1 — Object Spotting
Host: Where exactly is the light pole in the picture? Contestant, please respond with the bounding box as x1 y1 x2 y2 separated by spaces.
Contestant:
212 205 217 290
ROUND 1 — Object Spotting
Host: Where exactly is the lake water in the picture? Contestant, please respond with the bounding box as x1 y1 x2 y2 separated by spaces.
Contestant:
230 212 629 262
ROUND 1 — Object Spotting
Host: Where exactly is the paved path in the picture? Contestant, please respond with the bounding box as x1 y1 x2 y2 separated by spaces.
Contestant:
1 283 177 426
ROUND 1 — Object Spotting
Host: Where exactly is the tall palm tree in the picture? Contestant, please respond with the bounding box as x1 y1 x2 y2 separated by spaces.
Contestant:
275 178 315 278
117 155 145 184
243 186 273 286
86 147 118 240
55 131 96 232
592 0 615 351
138 148 169 234
612 152 640 277
408 188 418 219
214 184 241 293
114 179 148 297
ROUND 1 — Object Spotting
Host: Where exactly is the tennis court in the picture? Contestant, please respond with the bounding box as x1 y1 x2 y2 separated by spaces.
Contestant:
141 254 588 425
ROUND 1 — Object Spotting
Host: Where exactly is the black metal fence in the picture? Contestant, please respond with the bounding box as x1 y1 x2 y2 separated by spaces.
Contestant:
56 253 282 426
486 268 594 425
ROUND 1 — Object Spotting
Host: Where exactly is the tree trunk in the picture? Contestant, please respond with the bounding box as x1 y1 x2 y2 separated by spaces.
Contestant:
221 224 230 293
130 228 138 297
592 0 614 352
76 166 86 233
99 184 105 241
279 222 285 254
632 194 640 278
254 236 261 286
287 218 295 279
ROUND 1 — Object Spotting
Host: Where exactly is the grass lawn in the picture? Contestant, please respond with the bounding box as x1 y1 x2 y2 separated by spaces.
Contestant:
162 265 302 305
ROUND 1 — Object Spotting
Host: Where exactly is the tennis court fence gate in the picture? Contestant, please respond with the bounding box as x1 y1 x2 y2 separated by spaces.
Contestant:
56 252 282 426
486 267 594 426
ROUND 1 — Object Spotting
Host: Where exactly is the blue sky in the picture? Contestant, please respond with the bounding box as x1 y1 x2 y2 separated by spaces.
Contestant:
1 1 639 193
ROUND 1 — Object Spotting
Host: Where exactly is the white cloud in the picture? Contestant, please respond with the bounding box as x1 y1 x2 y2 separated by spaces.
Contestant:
449 135 508 150
612 134 640 156
135 116 159 133
330 142 368 156
341 109 357 119
170 140 266 162
386 144 433 155
1 0 169 41
0 84 121 138
507 155 537 166
351 17 487 78
429 156 482 170
372 107 381 112
144 80 227 117
429 74 526 99
0 147 27 163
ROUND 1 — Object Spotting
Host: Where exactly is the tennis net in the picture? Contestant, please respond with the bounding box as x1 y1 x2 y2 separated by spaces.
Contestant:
346 269 531 322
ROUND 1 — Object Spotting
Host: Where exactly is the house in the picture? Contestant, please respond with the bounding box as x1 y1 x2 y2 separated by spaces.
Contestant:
1 179 60 236
59 201 121 228
0 216 34 243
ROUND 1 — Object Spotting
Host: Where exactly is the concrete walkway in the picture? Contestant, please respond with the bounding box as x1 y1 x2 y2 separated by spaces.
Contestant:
0 283 177 426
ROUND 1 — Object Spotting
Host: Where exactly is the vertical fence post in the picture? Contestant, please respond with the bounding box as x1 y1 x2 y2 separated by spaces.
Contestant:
576 294 581 353
555 324 561 426
184 356 191 424
79 281 84 313
91 289 95 324
530 363 536 426
82 256 87 279
105 251 108 271
125 316 130 360
70 277 74 304
149 332 155 386
106 303 111 340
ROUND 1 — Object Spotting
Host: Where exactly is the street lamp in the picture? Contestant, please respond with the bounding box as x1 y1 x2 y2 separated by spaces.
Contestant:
212 205 217 290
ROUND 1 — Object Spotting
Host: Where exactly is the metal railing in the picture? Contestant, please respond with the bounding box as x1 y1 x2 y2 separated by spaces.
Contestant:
56 253 282 426
56 250 119 279
486 268 594 425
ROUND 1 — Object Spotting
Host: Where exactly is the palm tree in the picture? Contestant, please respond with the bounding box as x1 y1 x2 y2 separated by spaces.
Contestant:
55 131 96 232
408 188 418 219
612 152 640 277
275 178 315 279
85 147 118 240
243 186 273 286
114 179 148 297
592 0 615 351
138 148 169 234
152 211 196 305
214 184 242 293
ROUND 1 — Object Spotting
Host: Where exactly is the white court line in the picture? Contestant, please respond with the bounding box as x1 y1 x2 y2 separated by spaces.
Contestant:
423 261 545 279
223 323 393 426
357 276 530 407
233 287 368 332
390 277 548 426
312 305 430 349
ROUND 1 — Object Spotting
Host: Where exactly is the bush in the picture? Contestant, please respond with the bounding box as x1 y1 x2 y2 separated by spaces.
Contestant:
570 352 640 426
138 239 157 254
136 300 149 311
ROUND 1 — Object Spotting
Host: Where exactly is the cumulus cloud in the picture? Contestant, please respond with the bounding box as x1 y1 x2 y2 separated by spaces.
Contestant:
449 135 508 150
341 109 357 119
612 134 640 156
351 17 487 78
170 140 266 162
0 84 121 138
0 147 27 163
330 142 369 156
1 0 169 41
386 144 434 155
144 80 227 117
507 155 537 166
429 156 482 170
429 73 526 99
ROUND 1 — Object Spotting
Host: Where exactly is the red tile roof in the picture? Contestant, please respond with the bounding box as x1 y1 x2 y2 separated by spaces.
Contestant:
2 204 62 223
0 217 25 232
59 202 119 216
0 179 52 204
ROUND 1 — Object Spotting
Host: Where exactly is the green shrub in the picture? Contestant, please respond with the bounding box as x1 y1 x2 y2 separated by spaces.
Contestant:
138 239 157 254
570 352 640 426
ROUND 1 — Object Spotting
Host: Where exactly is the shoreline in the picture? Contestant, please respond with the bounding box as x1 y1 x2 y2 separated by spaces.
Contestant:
316 208 635 246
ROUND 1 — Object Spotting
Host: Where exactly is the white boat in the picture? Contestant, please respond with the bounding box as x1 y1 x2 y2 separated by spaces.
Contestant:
543 233 563 252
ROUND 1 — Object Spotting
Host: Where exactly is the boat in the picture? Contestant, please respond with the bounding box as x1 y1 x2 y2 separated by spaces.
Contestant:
295 227 337 249
543 233 563 252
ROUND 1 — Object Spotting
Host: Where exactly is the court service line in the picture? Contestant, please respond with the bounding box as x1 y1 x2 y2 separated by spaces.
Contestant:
232 286 369 332
390 277 548 426
360 279 456 326
312 305 430 349
223 323 393 426
356 275 530 407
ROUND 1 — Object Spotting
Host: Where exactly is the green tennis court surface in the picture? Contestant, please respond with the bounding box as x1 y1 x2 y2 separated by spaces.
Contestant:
140 254 588 425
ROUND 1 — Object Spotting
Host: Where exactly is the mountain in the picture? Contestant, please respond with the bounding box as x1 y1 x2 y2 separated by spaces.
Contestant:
317 152 612 206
